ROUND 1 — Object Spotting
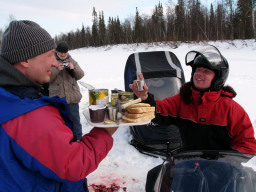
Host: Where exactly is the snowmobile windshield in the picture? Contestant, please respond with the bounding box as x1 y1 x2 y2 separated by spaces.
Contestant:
144 77 182 100
185 45 223 68
155 151 256 192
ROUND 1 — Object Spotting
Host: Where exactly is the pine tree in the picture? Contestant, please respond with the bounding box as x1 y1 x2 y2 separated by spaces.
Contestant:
152 2 165 41
216 3 225 40
236 0 255 38
123 19 133 43
107 17 114 44
98 11 106 45
175 0 185 41
92 7 99 46
225 0 234 40
209 4 216 40
134 7 143 43
115 17 123 44
166 0 176 41
81 24 86 48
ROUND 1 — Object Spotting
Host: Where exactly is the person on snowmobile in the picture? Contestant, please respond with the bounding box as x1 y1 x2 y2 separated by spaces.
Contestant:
130 45 256 154
130 45 256 192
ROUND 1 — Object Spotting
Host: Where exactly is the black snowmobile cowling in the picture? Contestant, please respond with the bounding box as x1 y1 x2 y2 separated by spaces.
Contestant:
124 51 185 157
150 150 256 192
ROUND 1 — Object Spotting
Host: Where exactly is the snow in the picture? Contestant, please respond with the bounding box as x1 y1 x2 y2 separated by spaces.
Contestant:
70 40 256 191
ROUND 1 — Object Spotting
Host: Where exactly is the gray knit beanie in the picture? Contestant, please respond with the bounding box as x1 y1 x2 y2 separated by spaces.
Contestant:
0 20 56 64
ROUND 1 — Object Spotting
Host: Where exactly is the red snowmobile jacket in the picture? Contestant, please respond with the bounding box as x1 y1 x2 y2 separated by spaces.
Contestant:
145 84 256 154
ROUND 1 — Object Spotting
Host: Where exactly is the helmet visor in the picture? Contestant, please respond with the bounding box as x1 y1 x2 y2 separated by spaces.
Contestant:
186 45 223 68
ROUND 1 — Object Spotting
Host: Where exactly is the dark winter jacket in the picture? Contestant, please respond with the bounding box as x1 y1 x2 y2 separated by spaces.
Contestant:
144 82 256 154
0 56 113 191
49 52 84 104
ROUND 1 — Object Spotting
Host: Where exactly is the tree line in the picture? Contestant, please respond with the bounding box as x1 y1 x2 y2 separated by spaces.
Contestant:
1 0 255 50
55 0 255 50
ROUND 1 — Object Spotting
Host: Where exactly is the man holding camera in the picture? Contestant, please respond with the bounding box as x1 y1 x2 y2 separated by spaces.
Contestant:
49 41 84 140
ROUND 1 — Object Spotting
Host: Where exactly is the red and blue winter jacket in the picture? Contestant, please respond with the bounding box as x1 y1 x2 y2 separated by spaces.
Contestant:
0 87 113 191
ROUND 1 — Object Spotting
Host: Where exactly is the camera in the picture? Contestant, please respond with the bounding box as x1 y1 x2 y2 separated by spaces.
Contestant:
63 63 69 68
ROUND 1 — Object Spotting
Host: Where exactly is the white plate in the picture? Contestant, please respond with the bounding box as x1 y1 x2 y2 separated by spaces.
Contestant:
83 108 151 128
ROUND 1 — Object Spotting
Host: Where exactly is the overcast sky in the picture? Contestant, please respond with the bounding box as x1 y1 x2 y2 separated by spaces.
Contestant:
0 0 214 37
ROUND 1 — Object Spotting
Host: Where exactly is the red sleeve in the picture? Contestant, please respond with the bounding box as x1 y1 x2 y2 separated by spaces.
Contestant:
2 105 113 181
155 94 181 116
228 100 256 154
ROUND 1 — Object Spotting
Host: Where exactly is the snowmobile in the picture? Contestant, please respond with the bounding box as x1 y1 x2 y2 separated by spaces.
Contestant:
147 150 256 192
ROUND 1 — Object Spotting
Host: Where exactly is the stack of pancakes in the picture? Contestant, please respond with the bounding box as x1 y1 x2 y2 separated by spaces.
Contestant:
121 98 155 123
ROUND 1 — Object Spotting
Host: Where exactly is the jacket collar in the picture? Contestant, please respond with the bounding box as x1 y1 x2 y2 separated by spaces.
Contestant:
55 52 71 61
191 87 228 104
0 56 42 91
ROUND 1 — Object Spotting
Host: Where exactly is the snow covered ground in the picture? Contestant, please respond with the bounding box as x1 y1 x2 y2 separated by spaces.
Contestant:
70 40 256 192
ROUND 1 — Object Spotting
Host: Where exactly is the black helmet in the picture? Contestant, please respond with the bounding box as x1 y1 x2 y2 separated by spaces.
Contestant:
185 45 229 91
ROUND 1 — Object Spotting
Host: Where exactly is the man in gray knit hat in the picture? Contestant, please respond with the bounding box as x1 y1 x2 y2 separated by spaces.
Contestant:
0 20 118 192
